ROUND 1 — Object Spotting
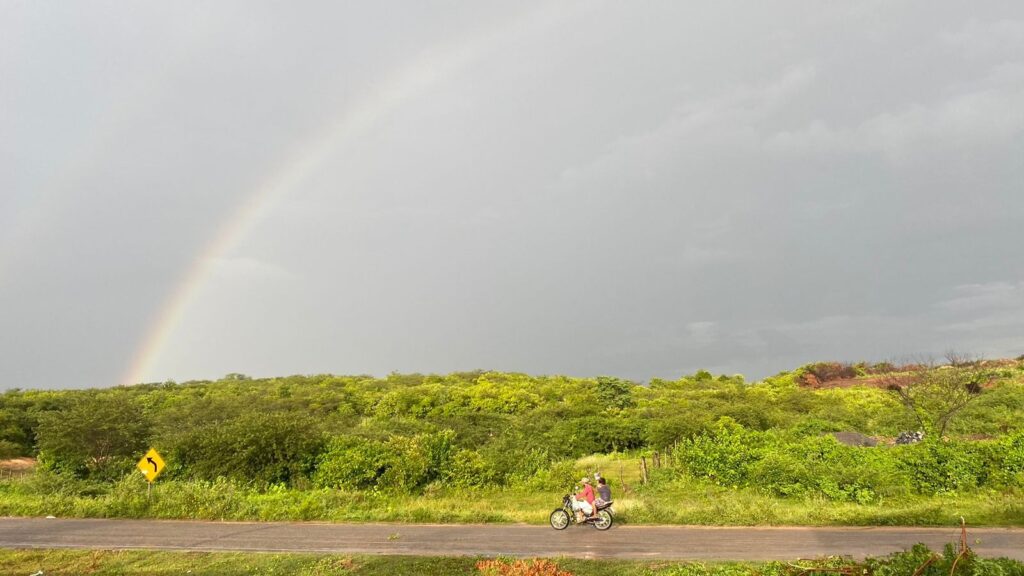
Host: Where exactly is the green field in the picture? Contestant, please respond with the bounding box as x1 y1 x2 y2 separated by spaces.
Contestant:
0 547 1021 576
1 360 1022 527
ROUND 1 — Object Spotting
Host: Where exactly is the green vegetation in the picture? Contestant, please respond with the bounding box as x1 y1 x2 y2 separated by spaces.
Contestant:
674 421 1024 502
0 360 1022 526
0 546 1021 576
1 471 1022 525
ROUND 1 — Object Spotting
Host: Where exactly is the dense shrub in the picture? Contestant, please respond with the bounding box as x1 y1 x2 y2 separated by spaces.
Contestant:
314 436 393 490
674 421 1023 501
477 441 551 486
867 543 1024 576
546 416 647 456
675 419 762 487
35 393 149 480
647 415 712 448
1001 432 1024 483
0 408 32 457
170 413 324 486
314 430 457 491
595 376 637 410
745 451 812 497
442 448 494 487
522 460 580 491
893 440 993 495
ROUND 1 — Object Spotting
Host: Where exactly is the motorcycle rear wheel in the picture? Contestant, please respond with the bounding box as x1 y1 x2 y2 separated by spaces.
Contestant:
549 509 570 530
593 509 613 531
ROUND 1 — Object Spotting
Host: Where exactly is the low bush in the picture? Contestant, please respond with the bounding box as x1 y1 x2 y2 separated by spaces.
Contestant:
314 430 459 492
314 436 394 490
868 542 1024 576
894 440 992 495
170 413 324 486
675 419 762 487
674 422 1022 501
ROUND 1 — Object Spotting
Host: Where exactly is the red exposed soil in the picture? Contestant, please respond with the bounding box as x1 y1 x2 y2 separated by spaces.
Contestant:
799 375 889 389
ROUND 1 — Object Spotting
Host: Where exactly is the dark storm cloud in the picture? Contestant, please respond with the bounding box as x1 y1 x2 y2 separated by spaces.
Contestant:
2 1 1022 388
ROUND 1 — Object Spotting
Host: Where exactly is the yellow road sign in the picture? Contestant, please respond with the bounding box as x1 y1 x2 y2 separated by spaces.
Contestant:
137 448 166 483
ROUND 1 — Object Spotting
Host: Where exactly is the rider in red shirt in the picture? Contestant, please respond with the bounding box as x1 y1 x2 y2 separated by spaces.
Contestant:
574 477 596 518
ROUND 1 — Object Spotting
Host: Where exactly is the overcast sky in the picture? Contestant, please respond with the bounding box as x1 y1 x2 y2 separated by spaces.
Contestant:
2 1 1023 389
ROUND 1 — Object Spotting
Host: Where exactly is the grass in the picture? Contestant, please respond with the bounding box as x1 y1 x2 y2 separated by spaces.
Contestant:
0 549 800 575
1 453 1020 529
0 549 477 576
1 549 1022 576
0 549 765 576
0 470 1021 528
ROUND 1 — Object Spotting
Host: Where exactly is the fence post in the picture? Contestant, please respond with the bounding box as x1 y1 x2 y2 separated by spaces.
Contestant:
640 457 649 484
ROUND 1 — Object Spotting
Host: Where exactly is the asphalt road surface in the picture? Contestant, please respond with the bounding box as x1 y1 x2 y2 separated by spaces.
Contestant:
0 518 1021 561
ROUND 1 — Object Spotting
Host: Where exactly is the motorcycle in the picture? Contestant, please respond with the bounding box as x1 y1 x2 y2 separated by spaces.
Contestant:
549 493 613 530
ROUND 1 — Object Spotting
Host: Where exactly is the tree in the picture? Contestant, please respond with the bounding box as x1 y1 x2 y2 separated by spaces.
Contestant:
0 409 30 457
36 393 149 477
171 412 324 485
595 377 636 410
882 355 989 438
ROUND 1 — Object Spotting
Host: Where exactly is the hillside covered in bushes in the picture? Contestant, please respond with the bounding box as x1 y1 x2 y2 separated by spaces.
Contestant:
0 360 1022 525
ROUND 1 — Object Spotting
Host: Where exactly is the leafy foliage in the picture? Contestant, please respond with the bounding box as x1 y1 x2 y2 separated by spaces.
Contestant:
169 413 324 486
867 542 1024 576
314 431 456 491
595 376 637 410
35 393 149 480
1 362 1022 501
674 420 1024 501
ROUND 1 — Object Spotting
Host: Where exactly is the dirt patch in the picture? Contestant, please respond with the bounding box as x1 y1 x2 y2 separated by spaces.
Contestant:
0 457 36 471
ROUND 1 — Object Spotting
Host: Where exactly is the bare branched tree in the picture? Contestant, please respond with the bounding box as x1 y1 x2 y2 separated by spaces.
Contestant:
943 350 981 368
881 353 990 438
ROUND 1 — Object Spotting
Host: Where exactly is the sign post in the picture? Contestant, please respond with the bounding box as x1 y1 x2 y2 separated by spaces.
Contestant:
136 448 166 498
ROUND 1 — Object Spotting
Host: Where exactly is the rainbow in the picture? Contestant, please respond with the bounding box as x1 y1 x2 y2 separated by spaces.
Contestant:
120 25 506 385
120 69 440 385
120 4 578 385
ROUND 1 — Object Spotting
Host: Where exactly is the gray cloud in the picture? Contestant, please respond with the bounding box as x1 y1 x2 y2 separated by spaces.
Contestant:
2 1 1022 388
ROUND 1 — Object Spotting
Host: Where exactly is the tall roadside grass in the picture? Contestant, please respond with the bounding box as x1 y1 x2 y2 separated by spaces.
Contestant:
0 547 1022 576
1 470 1021 527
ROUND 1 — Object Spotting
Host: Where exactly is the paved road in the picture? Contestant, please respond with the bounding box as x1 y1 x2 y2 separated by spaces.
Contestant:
0 518 1021 561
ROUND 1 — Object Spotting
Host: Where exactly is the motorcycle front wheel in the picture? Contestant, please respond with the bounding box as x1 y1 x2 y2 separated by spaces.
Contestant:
549 509 570 530
593 509 613 531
